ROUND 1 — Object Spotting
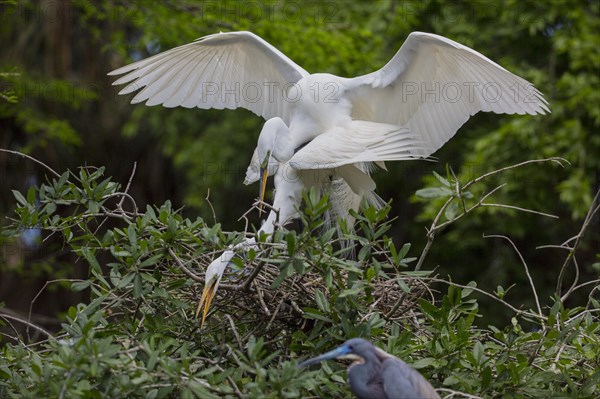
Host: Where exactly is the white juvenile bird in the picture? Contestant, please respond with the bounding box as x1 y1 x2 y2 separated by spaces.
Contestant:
110 31 549 324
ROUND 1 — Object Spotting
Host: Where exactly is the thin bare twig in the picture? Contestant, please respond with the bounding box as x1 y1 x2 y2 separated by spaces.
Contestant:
0 148 61 178
479 203 558 219
427 278 541 320
414 195 454 271
266 293 290 330
555 189 600 300
462 157 568 191
225 314 243 351
0 312 53 339
484 234 544 327
414 158 566 271
561 256 581 303
28 279 92 340
102 192 139 215
117 161 137 212
226 375 244 399
254 283 271 316
205 188 217 225
168 247 204 283
438 388 483 399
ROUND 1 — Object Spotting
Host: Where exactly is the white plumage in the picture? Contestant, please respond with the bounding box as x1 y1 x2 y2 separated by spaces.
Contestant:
109 30 548 160
109 30 549 324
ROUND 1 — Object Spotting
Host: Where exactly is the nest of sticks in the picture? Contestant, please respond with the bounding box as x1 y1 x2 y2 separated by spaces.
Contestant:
182 241 435 336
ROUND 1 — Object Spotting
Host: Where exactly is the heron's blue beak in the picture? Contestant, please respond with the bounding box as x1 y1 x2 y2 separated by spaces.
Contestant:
298 344 352 367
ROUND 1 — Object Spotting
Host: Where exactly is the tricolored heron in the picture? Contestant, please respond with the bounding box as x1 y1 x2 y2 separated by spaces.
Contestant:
299 338 441 399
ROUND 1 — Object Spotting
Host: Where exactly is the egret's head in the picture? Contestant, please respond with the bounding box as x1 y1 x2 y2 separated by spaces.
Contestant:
297 338 372 367
196 252 232 327
256 117 290 212
244 147 281 186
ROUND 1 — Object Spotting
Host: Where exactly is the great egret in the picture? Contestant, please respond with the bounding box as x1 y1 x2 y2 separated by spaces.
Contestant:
250 116 426 235
109 30 548 154
110 30 549 324
299 338 440 399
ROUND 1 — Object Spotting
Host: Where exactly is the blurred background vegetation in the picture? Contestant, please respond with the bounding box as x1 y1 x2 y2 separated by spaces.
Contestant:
0 0 598 340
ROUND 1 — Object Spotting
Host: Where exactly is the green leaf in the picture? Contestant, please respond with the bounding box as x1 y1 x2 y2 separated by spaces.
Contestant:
339 285 364 298
71 280 92 291
81 247 101 273
127 224 138 249
286 232 296 254
481 366 492 389
398 243 411 259
57 171 69 188
411 357 438 369
140 254 163 268
419 299 439 319
12 190 28 206
133 274 142 297
444 201 459 220
26 186 36 204
433 171 451 187
67 306 77 319
314 289 330 313
271 263 293 289
303 308 332 323
415 187 453 199
396 277 410 293
293 257 305 274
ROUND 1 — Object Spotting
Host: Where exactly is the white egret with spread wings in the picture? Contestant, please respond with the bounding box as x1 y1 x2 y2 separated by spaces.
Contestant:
109 31 549 325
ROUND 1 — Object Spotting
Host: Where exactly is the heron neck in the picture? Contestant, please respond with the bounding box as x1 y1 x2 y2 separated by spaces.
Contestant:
273 127 294 162
348 353 385 399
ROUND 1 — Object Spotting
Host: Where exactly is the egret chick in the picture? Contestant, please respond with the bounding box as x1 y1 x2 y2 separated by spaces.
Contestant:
195 250 235 327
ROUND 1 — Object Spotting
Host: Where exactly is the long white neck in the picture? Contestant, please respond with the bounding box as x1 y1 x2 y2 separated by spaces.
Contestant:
272 124 294 163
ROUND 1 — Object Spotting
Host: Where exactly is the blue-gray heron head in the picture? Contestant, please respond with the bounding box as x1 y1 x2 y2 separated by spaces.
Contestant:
298 338 440 399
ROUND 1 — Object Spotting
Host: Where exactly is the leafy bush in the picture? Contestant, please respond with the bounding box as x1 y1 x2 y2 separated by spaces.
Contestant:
1 155 599 398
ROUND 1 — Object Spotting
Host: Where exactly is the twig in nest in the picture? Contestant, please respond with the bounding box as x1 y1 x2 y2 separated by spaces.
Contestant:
225 314 243 351
254 283 271 316
266 293 290 330
168 247 204 283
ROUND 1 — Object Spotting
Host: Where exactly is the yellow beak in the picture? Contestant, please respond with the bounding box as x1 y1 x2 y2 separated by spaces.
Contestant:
196 279 218 328
258 167 269 215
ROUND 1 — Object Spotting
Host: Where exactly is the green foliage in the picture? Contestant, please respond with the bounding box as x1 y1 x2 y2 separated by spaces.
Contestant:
1 163 599 398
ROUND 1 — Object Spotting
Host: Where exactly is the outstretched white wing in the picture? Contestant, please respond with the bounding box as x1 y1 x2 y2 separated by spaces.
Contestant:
289 121 429 170
109 31 309 122
347 32 550 156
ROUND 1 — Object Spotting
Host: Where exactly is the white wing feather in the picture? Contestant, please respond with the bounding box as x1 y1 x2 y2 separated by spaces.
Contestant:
347 32 550 156
289 121 429 170
109 31 309 122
